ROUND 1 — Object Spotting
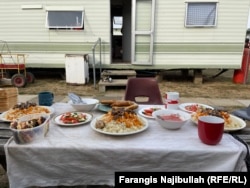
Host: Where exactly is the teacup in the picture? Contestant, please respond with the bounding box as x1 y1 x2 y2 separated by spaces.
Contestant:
198 115 224 145
38 91 54 106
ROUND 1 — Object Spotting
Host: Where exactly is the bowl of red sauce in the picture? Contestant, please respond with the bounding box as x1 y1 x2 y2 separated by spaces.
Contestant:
152 109 191 130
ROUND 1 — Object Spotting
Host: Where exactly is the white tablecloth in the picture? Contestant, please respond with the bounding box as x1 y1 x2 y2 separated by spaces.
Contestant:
4 103 248 188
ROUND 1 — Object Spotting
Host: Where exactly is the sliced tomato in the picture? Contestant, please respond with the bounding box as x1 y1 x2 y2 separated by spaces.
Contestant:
144 108 153 113
142 111 152 116
143 108 161 117
62 119 78 124
59 112 87 124
143 108 154 116
185 104 198 112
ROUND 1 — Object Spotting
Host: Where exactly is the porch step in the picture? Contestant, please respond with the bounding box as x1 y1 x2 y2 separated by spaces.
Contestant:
98 70 137 92
98 79 127 92
101 70 136 78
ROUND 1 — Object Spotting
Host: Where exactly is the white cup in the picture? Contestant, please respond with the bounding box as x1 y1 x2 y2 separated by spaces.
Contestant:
165 92 179 100
165 92 179 109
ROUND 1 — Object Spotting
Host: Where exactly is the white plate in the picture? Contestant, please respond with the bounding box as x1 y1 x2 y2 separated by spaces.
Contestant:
179 103 213 113
223 115 246 132
0 106 54 122
90 114 148 136
53 112 92 126
138 107 164 119
191 114 246 132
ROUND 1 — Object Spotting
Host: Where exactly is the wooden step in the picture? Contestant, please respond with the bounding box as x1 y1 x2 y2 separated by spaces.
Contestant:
101 70 136 78
98 79 127 92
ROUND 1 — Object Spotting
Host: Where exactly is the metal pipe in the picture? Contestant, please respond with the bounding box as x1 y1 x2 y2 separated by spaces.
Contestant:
91 38 101 89
92 48 96 88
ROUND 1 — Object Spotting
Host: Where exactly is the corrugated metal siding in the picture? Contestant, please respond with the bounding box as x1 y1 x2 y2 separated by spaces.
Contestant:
129 0 249 68
0 0 110 67
0 0 110 42
155 0 249 42
151 0 250 68
0 0 250 69
153 53 243 69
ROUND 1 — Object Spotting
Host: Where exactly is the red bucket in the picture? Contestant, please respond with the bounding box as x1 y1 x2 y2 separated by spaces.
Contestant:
233 48 250 84
233 70 245 84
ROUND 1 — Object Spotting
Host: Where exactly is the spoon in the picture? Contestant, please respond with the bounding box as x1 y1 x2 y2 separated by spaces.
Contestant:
68 93 86 104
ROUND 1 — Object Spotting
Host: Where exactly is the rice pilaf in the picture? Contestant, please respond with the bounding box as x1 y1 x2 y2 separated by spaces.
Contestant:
4 102 51 121
191 107 242 129
95 108 145 133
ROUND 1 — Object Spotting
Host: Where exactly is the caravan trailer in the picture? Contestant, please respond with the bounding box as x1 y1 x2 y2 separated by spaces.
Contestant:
0 0 249 84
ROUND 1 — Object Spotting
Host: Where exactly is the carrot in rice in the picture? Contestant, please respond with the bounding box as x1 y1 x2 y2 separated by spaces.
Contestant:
102 111 143 128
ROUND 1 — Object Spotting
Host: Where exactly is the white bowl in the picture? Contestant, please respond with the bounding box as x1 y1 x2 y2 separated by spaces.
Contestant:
68 98 99 111
10 113 50 144
152 109 191 130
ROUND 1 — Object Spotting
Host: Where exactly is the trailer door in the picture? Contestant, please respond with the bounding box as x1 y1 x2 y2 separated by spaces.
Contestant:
131 0 155 65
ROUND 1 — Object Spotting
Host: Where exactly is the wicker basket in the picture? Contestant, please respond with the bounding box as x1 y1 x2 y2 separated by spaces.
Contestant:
0 87 18 112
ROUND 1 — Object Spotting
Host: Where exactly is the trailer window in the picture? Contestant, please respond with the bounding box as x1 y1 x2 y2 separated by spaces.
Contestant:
185 2 217 27
46 11 84 30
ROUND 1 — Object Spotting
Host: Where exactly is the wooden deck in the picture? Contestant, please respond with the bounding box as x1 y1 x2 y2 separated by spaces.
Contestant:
98 79 127 92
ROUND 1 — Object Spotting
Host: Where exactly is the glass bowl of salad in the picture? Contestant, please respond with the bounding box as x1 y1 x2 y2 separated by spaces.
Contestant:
10 113 50 144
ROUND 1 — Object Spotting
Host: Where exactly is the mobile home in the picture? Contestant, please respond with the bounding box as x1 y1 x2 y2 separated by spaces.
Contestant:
0 0 249 79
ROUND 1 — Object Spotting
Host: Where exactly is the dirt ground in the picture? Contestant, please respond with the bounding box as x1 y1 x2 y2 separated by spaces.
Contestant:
15 68 250 100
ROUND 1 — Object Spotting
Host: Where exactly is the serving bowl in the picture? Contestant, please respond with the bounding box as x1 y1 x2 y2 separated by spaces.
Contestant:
10 113 50 144
152 109 191 130
68 98 99 111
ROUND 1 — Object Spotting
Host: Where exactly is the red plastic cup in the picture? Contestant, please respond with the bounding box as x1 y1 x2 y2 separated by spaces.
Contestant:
198 116 224 145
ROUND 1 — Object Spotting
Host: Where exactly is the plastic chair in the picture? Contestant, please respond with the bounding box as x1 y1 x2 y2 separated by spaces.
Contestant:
124 77 163 104
231 105 250 121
